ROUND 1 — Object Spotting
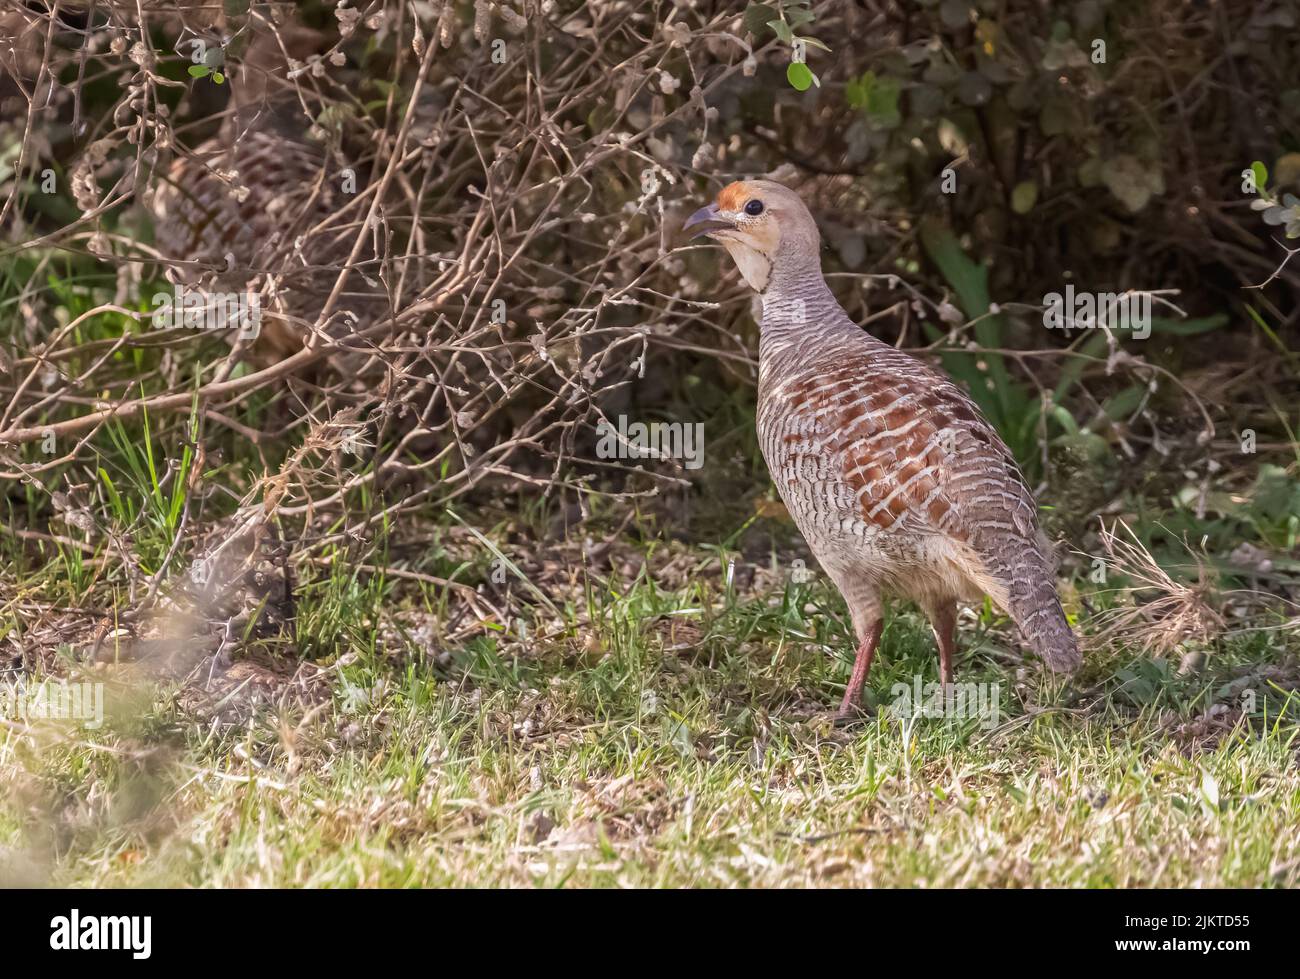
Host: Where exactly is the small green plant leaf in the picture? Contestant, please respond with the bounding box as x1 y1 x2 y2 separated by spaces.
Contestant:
211 71 225 85
1048 404 1080 436
742 3 779 38
787 61 814 91
863 74 901 127
187 64 211 79
786 7 815 30
920 217 1032 456
768 19 794 45
1147 314 1227 336
1251 160 1269 191
1011 180 1039 214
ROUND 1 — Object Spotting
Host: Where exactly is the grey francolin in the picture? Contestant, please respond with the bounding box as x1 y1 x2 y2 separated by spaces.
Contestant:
686 180 1081 717
148 15 378 363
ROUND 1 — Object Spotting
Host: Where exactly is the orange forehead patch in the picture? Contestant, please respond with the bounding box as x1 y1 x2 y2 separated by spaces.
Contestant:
716 181 751 213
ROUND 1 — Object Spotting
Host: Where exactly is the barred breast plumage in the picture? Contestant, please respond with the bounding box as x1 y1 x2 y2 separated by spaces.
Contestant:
686 179 1080 716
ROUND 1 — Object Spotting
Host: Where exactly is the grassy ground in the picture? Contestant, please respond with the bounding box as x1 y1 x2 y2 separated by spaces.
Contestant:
1 255 1297 889
3 524 1298 888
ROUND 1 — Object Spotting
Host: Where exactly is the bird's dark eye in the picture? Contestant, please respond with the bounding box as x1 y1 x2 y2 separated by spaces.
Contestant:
744 199 764 216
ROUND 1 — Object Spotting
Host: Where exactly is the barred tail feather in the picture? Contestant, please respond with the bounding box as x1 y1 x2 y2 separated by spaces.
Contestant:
1007 575 1080 672
973 529 1081 673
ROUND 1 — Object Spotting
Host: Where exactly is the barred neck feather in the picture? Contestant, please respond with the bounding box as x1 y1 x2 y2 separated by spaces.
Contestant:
758 252 878 369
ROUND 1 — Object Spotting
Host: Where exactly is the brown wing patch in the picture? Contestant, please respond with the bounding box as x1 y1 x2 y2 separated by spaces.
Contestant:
775 365 1033 541
846 414 952 532
779 372 966 536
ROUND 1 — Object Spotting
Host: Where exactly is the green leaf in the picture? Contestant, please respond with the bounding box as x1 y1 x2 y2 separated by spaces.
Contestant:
1251 160 1269 191
787 61 814 91
742 3 779 37
1052 330 1109 406
1077 156 1104 187
1048 404 1080 436
1147 314 1227 336
845 71 872 109
1010 180 1039 214
187 64 211 79
1038 96 1078 136
663 715 695 759
846 70 899 125
1248 464 1295 520
768 19 794 44
860 73 901 127
786 7 815 29
1101 384 1145 421
98 467 125 523
211 71 225 84
919 218 1034 459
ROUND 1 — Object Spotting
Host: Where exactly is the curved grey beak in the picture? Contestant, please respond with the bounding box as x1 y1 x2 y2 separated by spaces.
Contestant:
684 203 733 239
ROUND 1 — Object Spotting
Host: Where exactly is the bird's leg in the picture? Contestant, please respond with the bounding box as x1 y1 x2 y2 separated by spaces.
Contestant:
930 603 958 688
838 619 883 718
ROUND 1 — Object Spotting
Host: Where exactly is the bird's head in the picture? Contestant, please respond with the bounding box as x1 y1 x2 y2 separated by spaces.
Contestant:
683 180 819 292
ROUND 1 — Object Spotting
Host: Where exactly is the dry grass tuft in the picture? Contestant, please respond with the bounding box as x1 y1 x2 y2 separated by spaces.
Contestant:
1089 520 1224 657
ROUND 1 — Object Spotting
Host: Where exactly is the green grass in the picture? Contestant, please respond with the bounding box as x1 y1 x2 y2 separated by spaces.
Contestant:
3 547 1298 888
